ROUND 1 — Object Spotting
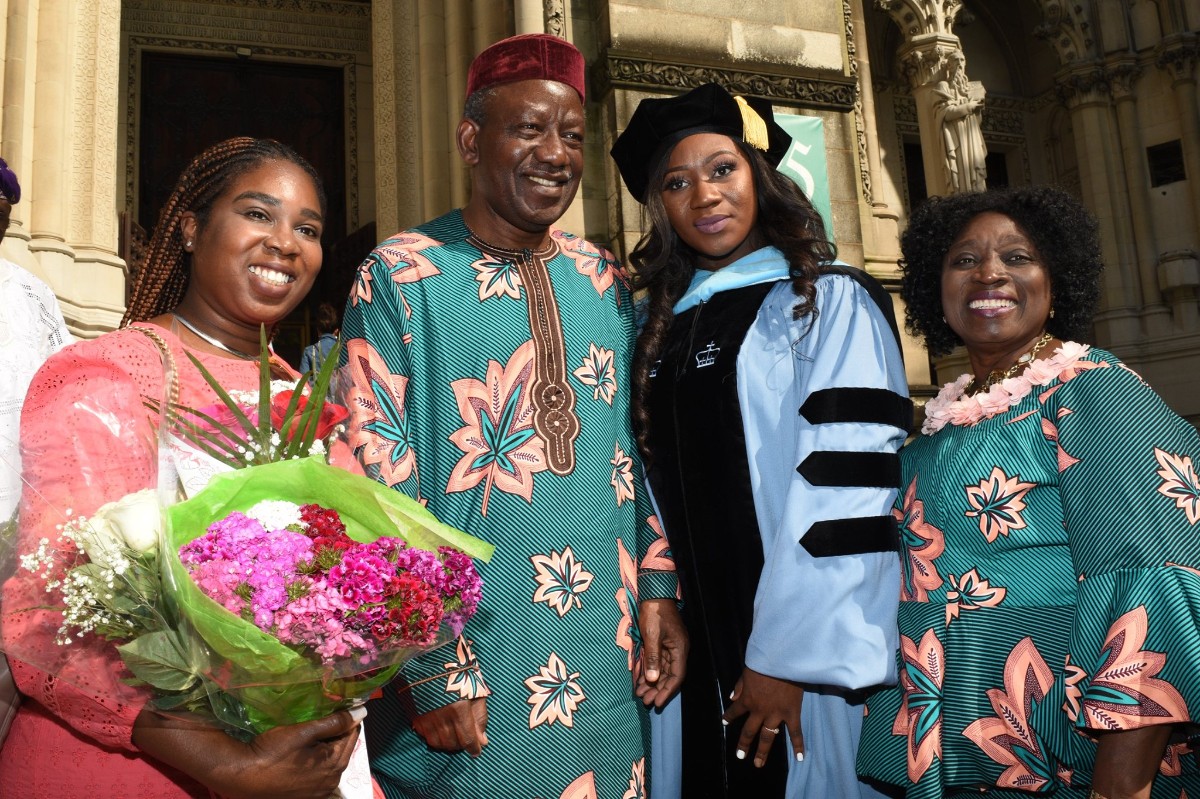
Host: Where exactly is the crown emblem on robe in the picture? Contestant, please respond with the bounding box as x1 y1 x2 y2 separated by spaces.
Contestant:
695 342 720 368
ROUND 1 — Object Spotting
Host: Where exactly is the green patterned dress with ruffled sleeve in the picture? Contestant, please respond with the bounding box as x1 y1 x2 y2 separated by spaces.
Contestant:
856 344 1200 797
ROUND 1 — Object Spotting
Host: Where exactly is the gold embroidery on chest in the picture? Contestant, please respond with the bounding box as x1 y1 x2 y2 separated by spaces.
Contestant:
469 235 580 475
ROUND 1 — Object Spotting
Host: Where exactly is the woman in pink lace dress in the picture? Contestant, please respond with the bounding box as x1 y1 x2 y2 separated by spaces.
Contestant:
0 138 363 798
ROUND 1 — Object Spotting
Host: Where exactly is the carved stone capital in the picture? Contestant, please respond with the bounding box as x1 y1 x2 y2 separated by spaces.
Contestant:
896 36 960 89
1032 0 1097 66
1156 33 1200 85
601 52 857 111
875 0 963 39
1105 57 1142 101
1054 64 1109 107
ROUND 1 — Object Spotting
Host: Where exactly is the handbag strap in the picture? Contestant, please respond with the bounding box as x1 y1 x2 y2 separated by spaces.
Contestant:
129 324 181 416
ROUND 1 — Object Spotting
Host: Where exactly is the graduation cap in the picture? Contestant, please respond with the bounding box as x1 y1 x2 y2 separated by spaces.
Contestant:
611 82 792 203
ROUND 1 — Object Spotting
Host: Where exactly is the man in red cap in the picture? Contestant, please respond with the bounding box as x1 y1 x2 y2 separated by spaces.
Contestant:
342 33 686 798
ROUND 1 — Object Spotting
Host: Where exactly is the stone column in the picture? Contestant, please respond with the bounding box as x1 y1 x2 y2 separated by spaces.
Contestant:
1 0 37 271
374 3 516 234
444 0 472 211
1056 66 1142 345
515 0 565 36
900 39 955 197
65 0 125 335
29 0 72 267
877 0 986 196
415 0 451 220
849 0 901 267
859 1 932 388
1157 35 1200 240
24 0 124 335
1153 35 1200 331
371 0 420 237
1107 59 1171 334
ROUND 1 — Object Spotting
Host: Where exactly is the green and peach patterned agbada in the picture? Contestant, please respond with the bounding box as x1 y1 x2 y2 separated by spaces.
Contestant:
341 209 678 799
857 345 1200 797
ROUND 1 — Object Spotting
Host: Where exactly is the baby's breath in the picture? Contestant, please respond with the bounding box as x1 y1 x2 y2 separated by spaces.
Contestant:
24 514 165 647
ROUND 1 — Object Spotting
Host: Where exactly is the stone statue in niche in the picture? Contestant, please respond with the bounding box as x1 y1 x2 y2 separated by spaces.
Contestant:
933 50 988 192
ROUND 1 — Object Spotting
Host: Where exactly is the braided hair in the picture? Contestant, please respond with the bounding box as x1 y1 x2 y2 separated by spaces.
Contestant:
121 137 327 326
630 139 835 459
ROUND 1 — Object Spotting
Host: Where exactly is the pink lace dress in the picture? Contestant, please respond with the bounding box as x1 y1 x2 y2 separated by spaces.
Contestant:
0 325 284 797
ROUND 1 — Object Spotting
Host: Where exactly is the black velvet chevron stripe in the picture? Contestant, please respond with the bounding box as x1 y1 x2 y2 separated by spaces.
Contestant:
796 450 900 488
799 387 913 431
800 515 899 557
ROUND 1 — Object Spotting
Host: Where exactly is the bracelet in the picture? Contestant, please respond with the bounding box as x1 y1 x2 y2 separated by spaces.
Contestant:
1088 791 1110 799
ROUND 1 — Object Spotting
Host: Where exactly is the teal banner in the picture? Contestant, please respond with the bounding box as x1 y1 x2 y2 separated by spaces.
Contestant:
774 114 834 242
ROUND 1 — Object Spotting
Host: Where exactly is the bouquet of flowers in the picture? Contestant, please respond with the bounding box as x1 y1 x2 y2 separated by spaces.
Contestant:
5 326 492 747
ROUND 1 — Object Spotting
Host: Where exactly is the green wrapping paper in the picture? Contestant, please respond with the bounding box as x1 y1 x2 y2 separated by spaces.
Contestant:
156 456 493 733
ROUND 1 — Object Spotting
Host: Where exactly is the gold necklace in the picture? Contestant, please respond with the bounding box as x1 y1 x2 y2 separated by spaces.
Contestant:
966 332 1053 395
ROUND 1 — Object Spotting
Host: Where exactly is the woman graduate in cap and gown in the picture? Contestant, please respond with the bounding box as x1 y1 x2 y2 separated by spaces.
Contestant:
611 83 910 798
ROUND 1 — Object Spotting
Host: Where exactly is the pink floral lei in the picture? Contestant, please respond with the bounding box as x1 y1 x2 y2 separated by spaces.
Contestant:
921 341 1091 435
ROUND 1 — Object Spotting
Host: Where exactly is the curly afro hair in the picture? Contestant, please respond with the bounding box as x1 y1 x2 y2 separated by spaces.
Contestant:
900 186 1103 356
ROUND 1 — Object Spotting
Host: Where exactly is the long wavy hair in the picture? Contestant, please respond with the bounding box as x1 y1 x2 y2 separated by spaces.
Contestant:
630 138 836 460
121 137 326 326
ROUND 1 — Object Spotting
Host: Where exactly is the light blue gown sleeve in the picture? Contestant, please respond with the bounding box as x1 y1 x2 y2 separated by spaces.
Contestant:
740 274 908 689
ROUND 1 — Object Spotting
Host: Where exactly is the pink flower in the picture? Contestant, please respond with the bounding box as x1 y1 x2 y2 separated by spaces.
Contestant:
975 384 1015 416
1022 356 1061 384
438 546 482 635
921 342 1093 435
330 549 394 605
182 503 482 667
1055 341 1089 362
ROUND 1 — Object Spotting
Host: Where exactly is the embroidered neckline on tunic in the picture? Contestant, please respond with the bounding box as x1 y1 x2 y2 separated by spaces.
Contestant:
467 232 579 476
921 341 1092 435
465 229 557 259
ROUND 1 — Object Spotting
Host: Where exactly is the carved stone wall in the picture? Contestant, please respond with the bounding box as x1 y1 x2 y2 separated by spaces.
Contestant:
601 53 858 110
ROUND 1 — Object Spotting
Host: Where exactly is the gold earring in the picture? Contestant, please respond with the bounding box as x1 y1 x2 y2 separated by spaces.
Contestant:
1049 307 1055 319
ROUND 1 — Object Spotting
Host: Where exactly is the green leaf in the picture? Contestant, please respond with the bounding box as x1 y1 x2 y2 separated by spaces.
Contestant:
284 338 342 460
274 375 308 459
183 351 259 437
257 325 273 452
1085 685 1141 707
175 409 252 457
117 631 199 692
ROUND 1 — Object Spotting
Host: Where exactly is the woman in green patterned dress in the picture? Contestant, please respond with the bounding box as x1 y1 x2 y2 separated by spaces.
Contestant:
856 186 1200 798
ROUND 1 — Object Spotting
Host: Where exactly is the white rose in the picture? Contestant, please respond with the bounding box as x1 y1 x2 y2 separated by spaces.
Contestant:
77 518 122 569
80 489 161 567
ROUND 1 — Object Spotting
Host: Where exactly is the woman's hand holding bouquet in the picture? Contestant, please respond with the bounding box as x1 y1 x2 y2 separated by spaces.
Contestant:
7 330 492 797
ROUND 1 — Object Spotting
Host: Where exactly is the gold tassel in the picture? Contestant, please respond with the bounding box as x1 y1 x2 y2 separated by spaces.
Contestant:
734 96 770 152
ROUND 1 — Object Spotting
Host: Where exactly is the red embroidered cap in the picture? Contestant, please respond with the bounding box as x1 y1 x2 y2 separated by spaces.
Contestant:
466 33 586 101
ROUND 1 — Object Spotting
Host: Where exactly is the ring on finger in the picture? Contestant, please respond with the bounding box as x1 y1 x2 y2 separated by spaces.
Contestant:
762 726 780 734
